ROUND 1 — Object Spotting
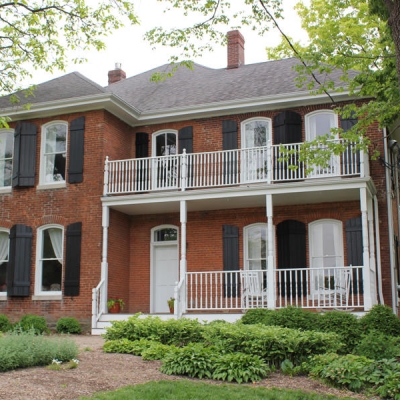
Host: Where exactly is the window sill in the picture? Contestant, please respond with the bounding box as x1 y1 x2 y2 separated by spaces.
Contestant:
0 293 7 301
37 182 66 191
32 294 62 301
0 186 12 194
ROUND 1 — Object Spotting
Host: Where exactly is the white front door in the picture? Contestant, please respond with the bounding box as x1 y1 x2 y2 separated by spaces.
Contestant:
151 226 179 313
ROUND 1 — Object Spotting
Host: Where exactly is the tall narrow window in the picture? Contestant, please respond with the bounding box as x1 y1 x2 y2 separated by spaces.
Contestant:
241 118 271 182
309 219 343 291
36 226 63 294
244 224 267 271
0 130 13 188
41 122 67 184
152 130 178 189
0 230 9 293
305 111 339 177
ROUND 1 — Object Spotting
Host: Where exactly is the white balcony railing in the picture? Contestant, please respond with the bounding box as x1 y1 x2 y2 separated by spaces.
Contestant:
104 141 366 195
184 266 364 311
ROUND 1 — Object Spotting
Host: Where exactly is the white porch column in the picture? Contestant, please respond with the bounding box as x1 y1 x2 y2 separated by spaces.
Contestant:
266 194 275 309
367 195 377 306
179 200 187 314
100 205 110 314
361 187 372 310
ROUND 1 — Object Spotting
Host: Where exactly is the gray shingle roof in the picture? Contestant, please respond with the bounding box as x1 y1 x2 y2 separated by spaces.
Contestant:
104 58 350 113
0 58 353 114
0 72 106 109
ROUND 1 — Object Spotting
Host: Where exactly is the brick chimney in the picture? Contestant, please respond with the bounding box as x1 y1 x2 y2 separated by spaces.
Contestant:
108 63 126 85
227 30 245 69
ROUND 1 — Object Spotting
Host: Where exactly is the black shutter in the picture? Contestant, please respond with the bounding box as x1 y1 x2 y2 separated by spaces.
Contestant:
345 216 363 294
12 122 37 187
273 111 302 144
341 115 360 174
64 222 82 296
223 225 239 297
273 111 302 180
222 120 238 184
135 133 149 191
7 224 32 296
135 132 149 158
68 117 85 184
179 126 193 187
178 126 193 154
277 220 306 297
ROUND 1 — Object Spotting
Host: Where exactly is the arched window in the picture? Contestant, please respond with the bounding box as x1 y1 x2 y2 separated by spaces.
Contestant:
40 121 68 185
35 225 63 294
305 111 339 176
309 219 343 291
153 130 177 157
241 118 271 182
0 129 13 188
0 229 9 293
244 223 267 271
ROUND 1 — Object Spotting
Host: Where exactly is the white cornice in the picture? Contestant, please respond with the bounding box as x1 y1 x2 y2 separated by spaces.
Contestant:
0 89 361 127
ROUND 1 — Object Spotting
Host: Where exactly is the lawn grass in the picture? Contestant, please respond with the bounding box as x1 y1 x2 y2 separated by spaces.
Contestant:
80 380 356 400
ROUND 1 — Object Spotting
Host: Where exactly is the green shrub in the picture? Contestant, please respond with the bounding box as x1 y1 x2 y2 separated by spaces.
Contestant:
0 329 78 371
241 309 276 325
316 311 362 353
0 314 12 332
160 343 215 379
306 353 373 392
56 317 82 334
202 322 341 367
360 305 400 336
103 338 154 355
141 342 174 360
212 352 270 383
354 330 400 360
17 314 49 334
103 314 203 346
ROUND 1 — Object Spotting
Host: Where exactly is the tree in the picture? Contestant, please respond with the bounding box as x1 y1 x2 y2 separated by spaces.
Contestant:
0 0 138 126
145 0 400 165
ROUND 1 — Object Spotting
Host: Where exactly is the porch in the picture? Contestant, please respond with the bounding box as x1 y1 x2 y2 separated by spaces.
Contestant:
92 265 368 333
103 140 367 196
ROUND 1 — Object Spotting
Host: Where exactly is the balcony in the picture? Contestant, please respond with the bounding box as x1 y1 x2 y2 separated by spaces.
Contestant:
104 141 367 196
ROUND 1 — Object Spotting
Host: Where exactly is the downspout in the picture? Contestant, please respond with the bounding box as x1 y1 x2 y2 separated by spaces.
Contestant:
373 195 384 304
384 128 398 313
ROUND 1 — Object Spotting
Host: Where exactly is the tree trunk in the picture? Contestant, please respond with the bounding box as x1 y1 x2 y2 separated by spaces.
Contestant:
384 0 400 89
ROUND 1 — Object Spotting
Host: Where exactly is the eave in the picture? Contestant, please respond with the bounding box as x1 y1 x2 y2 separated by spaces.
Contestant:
0 89 360 127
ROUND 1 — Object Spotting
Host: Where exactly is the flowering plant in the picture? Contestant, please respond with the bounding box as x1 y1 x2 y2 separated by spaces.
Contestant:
107 297 125 311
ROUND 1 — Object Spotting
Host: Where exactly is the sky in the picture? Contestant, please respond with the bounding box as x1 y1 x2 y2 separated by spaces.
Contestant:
24 0 309 88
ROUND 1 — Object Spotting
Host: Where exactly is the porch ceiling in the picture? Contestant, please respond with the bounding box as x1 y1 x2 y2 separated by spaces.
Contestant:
103 178 372 216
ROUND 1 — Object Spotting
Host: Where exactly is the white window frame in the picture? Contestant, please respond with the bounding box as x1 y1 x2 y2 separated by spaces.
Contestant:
34 224 63 299
305 110 339 177
0 129 14 193
243 223 268 271
0 228 9 300
309 219 344 294
240 118 271 183
151 130 179 189
38 121 68 189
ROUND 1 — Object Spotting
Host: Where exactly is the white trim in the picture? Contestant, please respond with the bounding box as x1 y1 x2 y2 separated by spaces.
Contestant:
37 182 67 191
152 129 178 157
32 294 62 301
39 121 68 186
243 223 268 271
35 224 64 296
0 128 14 189
0 187 11 194
240 117 271 149
150 225 179 313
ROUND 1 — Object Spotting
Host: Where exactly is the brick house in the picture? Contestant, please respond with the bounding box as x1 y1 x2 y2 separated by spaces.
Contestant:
0 30 398 333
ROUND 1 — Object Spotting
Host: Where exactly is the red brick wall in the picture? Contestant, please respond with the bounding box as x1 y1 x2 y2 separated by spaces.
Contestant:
0 110 133 329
